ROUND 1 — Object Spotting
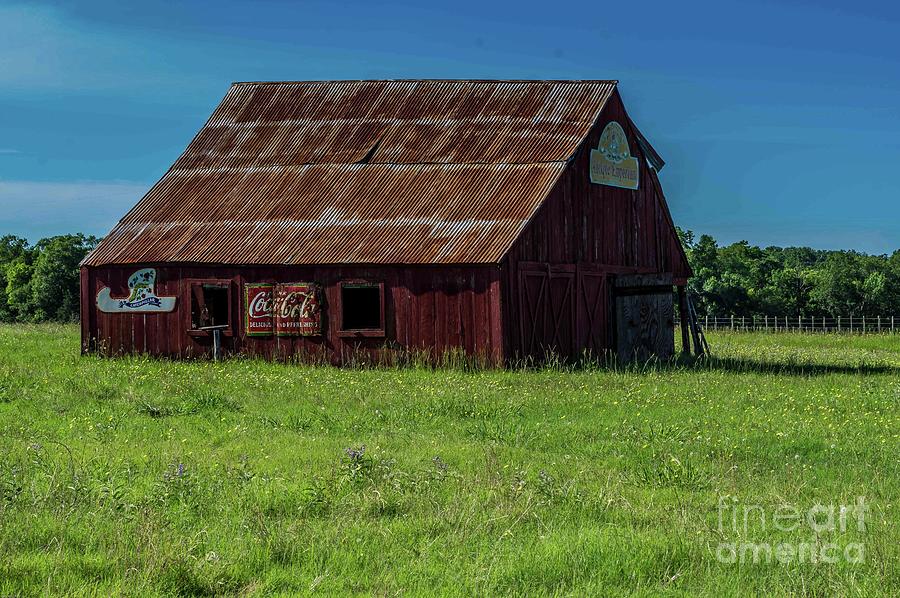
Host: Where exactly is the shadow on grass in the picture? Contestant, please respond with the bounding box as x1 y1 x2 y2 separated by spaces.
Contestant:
82 345 899 377
682 355 900 377
520 352 900 377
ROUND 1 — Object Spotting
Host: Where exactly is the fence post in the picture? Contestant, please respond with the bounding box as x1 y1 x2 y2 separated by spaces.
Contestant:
893 316 895 334
878 316 881 333
862 316 865 334
838 316 841 332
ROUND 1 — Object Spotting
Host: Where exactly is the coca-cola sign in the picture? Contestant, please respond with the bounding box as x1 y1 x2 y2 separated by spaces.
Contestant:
274 283 322 336
244 283 274 336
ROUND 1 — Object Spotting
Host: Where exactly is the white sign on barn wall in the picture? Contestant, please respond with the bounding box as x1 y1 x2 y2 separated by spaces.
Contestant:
96 268 176 313
589 121 640 190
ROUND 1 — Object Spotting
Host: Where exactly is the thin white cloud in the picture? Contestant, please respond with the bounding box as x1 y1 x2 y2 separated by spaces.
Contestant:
0 149 20 154
0 179 148 240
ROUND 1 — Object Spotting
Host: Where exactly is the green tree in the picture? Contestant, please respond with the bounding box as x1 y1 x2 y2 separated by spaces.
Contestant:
807 252 868 316
5 259 35 321
0 235 28 262
860 270 888 314
676 226 695 251
764 266 813 316
29 234 98 322
684 233 721 315
678 232 898 318
0 236 30 321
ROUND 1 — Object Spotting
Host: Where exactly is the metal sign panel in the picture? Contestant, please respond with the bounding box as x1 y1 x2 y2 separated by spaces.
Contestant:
589 121 639 190
244 283 274 336
274 283 322 336
96 268 176 313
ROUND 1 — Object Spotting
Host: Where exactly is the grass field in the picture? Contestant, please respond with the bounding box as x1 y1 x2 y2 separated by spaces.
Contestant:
0 325 898 596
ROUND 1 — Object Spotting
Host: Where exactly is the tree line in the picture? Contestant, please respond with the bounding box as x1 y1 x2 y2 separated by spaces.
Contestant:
679 229 900 317
1 231 899 322
0 234 98 322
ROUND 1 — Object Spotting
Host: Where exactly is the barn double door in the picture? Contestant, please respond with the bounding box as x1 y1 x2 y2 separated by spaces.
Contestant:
612 274 675 362
518 263 610 361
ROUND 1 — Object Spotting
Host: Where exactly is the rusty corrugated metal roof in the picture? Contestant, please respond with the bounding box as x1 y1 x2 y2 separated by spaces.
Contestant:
84 80 618 266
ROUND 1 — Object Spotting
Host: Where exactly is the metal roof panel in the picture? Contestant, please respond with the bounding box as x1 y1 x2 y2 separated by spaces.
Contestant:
84 80 617 266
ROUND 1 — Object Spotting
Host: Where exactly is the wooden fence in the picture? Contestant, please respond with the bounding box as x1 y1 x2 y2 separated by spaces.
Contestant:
674 315 900 334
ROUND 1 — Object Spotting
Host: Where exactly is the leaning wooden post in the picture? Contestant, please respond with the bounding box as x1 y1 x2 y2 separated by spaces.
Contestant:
684 293 705 356
677 286 690 355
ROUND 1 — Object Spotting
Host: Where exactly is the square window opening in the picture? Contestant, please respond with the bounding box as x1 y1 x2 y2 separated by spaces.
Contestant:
341 284 382 331
191 283 230 330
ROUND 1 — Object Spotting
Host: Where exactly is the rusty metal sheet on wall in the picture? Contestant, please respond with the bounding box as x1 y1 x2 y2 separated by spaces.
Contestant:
245 283 274 336
274 283 322 336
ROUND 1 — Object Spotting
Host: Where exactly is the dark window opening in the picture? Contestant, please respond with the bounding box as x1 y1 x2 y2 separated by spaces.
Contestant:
340 283 383 331
191 283 231 330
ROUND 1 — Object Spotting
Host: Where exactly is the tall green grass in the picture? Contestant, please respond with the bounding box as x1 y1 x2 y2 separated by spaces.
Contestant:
0 324 897 596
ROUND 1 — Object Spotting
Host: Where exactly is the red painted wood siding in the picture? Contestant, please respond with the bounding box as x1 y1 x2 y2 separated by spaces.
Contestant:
501 90 689 360
82 264 503 365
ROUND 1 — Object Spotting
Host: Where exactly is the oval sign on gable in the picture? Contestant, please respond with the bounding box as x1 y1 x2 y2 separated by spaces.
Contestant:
589 121 640 190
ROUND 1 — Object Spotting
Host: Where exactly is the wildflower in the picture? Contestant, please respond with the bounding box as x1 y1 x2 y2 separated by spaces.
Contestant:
163 462 186 482
538 469 554 486
345 444 366 462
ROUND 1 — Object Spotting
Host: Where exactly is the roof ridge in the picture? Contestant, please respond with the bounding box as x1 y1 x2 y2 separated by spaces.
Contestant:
170 161 569 174
231 79 619 85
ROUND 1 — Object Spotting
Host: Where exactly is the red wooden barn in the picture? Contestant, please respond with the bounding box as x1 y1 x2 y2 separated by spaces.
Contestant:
80 80 692 364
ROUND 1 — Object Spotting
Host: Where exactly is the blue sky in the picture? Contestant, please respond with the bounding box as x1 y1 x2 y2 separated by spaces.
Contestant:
1 0 898 254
